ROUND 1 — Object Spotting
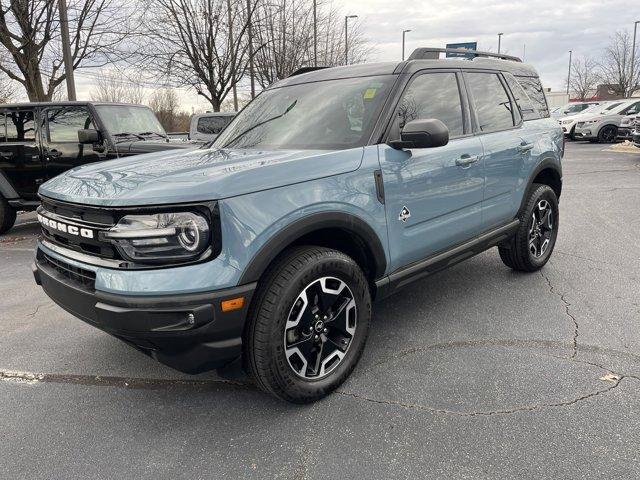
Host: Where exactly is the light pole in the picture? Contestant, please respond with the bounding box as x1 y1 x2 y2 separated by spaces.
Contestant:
402 29 412 61
630 21 639 97
313 0 318 67
58 0 76 100
497 32 504 54
344 15 358 65
567 50 573 96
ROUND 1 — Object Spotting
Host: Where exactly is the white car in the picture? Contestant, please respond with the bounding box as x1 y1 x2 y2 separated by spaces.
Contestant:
573 99 640 143
551 101 601 119
558 101 622 140
188 112 235 143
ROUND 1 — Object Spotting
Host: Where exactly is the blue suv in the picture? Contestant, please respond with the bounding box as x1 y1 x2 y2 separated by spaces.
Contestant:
33 48 563 403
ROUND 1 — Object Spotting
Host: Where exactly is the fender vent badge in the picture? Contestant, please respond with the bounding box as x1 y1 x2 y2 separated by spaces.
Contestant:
398 206 411 222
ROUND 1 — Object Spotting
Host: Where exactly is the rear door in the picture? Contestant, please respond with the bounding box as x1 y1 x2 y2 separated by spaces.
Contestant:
465 71 526 229
0 107 43 199
380 70 485 271
42 105 104 180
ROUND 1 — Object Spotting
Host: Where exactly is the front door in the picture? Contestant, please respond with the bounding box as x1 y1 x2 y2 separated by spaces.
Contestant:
380 71 485 272
0 108 43 199
42 106 104 180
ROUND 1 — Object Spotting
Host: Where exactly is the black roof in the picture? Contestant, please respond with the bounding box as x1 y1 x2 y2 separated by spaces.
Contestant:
0 101 149 109
270 52 540 89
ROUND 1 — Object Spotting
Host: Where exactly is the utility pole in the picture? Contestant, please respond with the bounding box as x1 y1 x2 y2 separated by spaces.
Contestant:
630 21 639 97
497 33 504 54
58 0 76 101
402 29 411 61
313 0 317 67
344 15 357 65
522 44 526 61
567 50 572 96
247 0 255 99
227 0 238 111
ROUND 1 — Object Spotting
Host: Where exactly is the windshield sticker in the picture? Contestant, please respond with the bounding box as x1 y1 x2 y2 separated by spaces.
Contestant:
363 88 377 100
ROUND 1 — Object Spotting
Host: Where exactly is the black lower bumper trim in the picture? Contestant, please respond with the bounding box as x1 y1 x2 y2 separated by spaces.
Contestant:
33 255 256 373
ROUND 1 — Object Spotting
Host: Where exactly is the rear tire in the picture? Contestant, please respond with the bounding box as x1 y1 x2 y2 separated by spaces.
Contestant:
498 184 559 272
0 195 16 234
243 246 371 403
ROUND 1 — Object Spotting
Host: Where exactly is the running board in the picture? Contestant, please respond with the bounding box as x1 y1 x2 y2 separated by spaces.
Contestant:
375 220 520 299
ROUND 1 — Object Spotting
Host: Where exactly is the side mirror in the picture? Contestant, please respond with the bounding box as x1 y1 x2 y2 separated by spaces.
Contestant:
389 119 449 150
78 129 101 144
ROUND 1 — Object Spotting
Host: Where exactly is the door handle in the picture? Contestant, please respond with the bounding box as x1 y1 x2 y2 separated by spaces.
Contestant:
455 154 479 167
517 143 534 153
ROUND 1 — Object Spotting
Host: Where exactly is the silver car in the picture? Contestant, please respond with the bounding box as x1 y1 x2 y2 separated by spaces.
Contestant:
551 101 600 119
573 99 640 143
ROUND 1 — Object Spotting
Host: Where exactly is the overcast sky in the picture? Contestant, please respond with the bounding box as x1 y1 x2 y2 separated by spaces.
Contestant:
72 0 636 112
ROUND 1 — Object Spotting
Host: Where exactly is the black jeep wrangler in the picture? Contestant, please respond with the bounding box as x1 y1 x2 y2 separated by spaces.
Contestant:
0 101 192 233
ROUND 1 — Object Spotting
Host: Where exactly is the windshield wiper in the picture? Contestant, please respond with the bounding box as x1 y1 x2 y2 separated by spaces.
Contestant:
112 132 146 142
139 131 168 140
221 100 297 148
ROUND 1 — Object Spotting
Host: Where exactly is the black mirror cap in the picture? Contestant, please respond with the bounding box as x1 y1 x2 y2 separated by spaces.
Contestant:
78 128 101 144
389 119 450 150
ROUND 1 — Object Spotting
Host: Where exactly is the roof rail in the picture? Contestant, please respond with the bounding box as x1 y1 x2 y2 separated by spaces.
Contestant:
288 66 329 77
408 48 522 63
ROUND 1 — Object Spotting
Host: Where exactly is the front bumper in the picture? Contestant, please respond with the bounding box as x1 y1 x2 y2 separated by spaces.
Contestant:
573 126 595 140
633 130 640 148
33 247 256 373
617 127 633 140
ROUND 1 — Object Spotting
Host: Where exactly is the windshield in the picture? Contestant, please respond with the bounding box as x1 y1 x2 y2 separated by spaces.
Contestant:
214 76 395 150
197 115 234 135
95 105 166 137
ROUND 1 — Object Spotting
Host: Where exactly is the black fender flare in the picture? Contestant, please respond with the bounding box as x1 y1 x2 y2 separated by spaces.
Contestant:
518 159 563 215
238 211 387 285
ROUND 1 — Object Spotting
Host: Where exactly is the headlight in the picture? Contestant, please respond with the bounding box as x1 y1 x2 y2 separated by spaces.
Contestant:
101 212 211 264
584 119 599 124
562 119 573 125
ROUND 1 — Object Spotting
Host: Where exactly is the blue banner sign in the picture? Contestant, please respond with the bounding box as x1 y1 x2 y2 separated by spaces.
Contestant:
445 42 478 59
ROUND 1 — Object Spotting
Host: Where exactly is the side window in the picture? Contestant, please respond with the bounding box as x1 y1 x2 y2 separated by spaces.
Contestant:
46 107 94 143
467 72 516 132
504 72 540 121
622 102 640 115
396 72 465 137
514 76 550 118
6 110 36 142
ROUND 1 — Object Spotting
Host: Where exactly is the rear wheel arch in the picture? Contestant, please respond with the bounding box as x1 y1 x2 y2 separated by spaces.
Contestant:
238 212 387 291
518 160 562 215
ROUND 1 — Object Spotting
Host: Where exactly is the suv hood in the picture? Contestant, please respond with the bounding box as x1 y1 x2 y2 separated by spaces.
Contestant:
39 147 364 206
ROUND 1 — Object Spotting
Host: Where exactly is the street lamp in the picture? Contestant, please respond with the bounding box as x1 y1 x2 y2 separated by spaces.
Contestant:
567 50 572 96
345 15 358 65
497 32 504 53
630 20 640 97
402 29 412 61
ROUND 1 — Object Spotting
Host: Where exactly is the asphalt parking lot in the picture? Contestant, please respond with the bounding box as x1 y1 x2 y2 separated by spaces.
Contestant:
1 141 639 479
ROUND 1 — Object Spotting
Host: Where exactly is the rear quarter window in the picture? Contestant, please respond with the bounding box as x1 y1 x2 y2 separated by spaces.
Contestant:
514 76 549 119
503 73 541 121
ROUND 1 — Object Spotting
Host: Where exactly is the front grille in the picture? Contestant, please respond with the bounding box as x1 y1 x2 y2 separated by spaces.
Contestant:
39 250 96 291
38 199 120 260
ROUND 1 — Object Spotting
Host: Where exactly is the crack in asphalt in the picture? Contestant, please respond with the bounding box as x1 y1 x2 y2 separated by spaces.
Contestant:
335 376 625 417
26 304 47 318
539 270 578 358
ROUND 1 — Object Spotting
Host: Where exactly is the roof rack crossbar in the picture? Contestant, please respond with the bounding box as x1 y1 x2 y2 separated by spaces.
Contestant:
288 66 329 77
408 48 522 63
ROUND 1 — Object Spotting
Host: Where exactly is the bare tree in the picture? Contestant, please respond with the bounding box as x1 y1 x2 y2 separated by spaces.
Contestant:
567 56 599 100
149 87 186 132
90 72 145 103
137 0 258 112
252 0 370 88
598 30 640 97
0 71 17 102
0 0 131 101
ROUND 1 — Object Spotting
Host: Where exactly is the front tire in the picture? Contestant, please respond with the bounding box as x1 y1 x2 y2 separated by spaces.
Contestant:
244 246 371 403
498 184 559 272
598 125 617 144
0 195 16 235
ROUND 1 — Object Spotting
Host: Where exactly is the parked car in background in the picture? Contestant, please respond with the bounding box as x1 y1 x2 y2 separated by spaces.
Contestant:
550 101 600 119
189 112 235 142
558 101 619 140
573 98 640 143
0 101 193 234
617 113 639 141
33 47 563 403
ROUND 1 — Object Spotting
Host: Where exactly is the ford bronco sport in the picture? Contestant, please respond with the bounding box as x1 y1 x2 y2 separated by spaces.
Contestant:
0 101 192 234
33 48 563 403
